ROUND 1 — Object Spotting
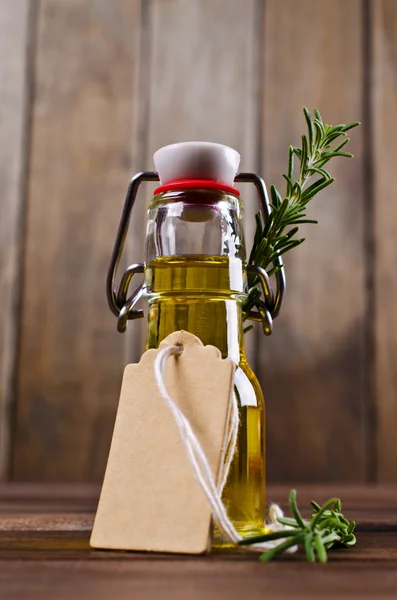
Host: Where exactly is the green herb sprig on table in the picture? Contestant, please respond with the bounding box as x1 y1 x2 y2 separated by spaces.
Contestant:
242 108 360 323
239 489 356 563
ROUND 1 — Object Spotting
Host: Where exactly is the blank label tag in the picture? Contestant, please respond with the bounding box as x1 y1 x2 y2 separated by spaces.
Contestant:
90 331 234 554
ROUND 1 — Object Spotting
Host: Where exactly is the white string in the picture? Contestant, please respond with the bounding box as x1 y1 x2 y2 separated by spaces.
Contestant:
154 344 298 553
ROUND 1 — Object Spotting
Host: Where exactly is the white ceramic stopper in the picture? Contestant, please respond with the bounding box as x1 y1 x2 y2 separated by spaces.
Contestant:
153 142 240 186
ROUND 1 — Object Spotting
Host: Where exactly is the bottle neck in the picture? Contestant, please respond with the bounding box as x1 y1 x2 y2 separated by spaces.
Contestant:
143 254 248 362
145 296 244 363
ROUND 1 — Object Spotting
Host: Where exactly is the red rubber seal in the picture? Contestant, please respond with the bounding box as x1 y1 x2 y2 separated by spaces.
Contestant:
154 179 240 197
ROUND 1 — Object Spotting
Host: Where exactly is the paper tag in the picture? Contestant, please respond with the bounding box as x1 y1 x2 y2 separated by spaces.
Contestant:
90 331 234 554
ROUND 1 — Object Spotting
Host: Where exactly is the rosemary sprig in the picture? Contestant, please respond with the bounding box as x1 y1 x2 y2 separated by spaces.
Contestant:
243 108 360 323
238 489 357 563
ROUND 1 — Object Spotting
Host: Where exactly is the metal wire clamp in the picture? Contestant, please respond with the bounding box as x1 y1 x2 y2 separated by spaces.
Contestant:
106 172 286 334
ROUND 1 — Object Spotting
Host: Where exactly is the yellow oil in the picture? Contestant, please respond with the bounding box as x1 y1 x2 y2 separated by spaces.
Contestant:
144 255 266 539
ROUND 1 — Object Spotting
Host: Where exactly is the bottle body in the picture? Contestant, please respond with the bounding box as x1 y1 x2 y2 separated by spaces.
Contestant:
143 189 266 537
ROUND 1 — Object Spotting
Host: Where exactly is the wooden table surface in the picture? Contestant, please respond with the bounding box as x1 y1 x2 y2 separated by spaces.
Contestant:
0 484 396 599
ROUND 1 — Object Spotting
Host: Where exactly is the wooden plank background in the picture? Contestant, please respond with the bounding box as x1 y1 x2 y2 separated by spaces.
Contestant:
0 0 395 483
12 0 142 480
373 0 397 482
259 0 367 483
0 0 32 479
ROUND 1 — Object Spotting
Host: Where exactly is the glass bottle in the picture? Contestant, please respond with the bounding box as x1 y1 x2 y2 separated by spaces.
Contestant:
142 143 266 538
107 142 285 542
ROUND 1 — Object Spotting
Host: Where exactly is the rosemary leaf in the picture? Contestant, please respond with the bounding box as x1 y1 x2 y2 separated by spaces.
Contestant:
243 108 360 327
239 489 357 563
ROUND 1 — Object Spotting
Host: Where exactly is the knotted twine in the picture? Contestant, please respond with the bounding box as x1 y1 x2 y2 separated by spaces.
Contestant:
154 344 297 553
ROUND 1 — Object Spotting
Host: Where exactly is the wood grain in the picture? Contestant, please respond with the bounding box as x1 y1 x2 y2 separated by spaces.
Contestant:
259 0 367 482
1 482 396 527
1 560 397 600
372 0 397 481
0 484 396 600
12 0 142 481
0 1 31 479
124 0 261 364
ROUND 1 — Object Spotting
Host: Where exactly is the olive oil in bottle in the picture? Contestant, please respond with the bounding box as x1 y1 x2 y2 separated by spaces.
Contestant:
140 142 267 541
144 253 265 538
